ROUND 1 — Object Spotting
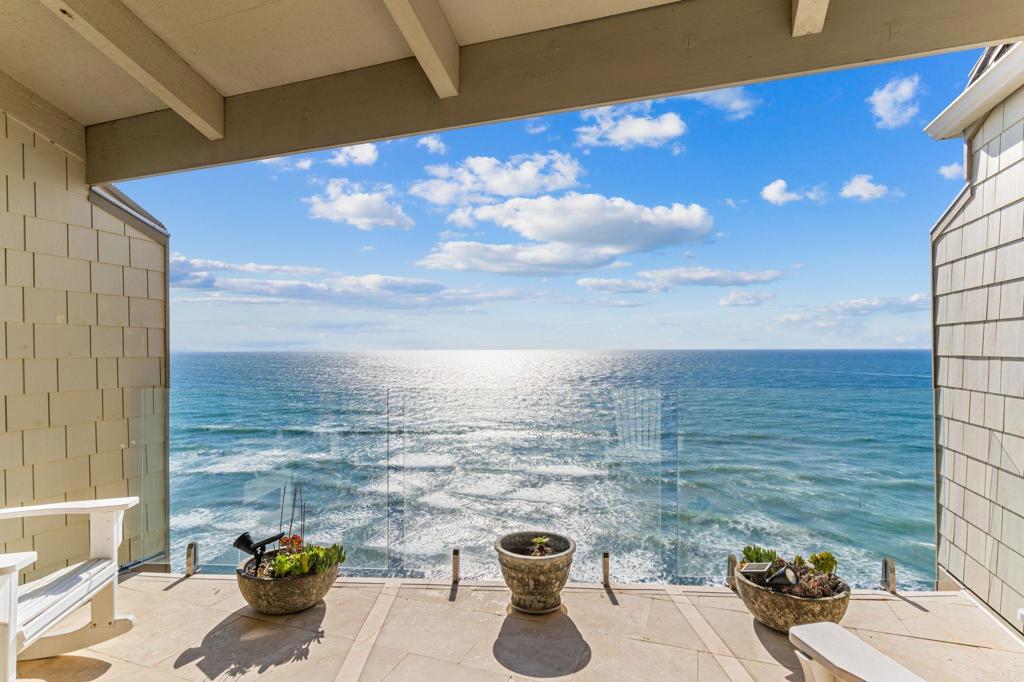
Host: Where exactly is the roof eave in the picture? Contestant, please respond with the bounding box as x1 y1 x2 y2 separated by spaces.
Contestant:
925 42 1024 140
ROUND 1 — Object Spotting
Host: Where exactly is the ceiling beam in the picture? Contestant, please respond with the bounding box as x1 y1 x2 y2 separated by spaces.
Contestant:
792 0 829 37
382 0 459 98
85 0 1024 183
38 0 224 140
0 68 85 160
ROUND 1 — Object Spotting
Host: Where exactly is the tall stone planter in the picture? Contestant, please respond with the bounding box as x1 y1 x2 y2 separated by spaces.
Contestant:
236 555 339 615
733 570 850 633
495 532 575 614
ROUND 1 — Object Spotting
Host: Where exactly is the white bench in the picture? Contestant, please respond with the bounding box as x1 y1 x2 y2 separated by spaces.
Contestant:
789 622 926 682
0 497 139 682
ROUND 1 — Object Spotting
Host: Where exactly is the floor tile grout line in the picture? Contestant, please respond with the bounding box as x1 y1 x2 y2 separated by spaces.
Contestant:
667 594 755 682
333 580 402 681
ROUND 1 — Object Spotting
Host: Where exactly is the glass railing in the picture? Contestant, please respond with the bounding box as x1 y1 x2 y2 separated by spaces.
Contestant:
115 387 168 569
167 375 935 589
675 386 935 588
168 383 391 573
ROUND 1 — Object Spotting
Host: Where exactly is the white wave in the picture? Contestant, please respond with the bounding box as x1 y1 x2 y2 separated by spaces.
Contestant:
532 463 604 478
170 507 215 531
418 491 464 510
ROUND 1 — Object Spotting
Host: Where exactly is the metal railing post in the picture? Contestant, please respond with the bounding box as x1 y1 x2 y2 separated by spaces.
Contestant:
452 548 460 584
185 542 199 576
602 552 610 587
880 557 896 594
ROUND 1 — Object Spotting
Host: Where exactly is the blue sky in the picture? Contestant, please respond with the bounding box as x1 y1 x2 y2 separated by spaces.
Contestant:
121 49 978 351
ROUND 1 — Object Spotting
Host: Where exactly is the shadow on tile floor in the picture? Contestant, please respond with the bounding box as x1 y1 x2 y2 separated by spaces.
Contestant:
173 603 327 679
18 655 112 682
753 620 803 674
491 608 592 678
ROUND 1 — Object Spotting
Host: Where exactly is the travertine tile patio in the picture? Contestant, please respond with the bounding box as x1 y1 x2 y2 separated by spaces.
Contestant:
15 572 1024 681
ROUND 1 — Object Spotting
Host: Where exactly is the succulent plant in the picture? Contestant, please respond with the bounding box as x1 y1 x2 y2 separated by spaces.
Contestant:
530 536 553 557
736 547 846 598
741 545 778 564
808 551 837 575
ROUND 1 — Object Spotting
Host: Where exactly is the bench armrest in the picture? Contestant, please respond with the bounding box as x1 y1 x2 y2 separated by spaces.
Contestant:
0 551 38 575
0 497 139 521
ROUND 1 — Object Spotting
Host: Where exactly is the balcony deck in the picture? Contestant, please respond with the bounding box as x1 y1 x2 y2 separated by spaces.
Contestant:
17 572 1024 682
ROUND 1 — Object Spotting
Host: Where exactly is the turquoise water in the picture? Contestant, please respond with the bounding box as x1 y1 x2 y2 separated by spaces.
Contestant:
169 350 935 588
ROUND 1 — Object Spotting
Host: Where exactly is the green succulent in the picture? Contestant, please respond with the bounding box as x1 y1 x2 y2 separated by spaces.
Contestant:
530 536 553 557
793 554 806 568
808 551 837 575
270 543 346 578
741 545 778 564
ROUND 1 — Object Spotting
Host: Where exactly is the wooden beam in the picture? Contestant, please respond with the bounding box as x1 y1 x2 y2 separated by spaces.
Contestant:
38 0 224 140
383 0 459 98
0 68 85 160
86 0 1024 183
792 0 829 37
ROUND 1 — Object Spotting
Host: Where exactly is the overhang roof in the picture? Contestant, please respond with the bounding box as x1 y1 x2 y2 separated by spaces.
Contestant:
925 42 1024 140
0 0 677 126
2 0 1024 183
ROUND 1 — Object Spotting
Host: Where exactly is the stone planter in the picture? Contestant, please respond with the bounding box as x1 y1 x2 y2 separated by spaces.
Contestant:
236 555 339 615
495 531 575 614
733 569 850 633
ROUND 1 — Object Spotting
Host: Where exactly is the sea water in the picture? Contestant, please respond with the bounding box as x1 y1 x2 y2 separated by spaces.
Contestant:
169 349 935 588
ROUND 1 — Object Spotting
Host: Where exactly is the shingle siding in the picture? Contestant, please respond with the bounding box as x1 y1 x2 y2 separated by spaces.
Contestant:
934 84 1024 633
0 110 168 581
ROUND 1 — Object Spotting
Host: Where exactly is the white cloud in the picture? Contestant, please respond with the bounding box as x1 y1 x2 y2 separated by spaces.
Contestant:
420 192 714 275
839 174 895 201
258 156 315 172
417 135 447 155
410 151 582 206
359 246 376 252
761 179 802 205
867 75 921 129
526 120 549 135
419 241 617 275
170 254 326 280
171 253 527 310
578 266 782 293
779 293 928 331
306 179 413 230
760 179 826 205
833 293 929 315
938 162 964 180
683 87 761 120
328 143 379 166
466 193 712 250
575 103 686 149
719 290 774 306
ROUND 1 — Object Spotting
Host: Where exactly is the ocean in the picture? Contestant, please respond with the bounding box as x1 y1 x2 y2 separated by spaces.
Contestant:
169 349 936 588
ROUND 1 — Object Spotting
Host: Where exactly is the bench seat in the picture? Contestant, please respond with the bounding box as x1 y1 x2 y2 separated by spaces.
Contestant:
17 559 117 646
789 622 925 682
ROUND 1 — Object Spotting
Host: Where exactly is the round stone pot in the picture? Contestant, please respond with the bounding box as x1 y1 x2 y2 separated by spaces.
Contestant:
733 569 850 633
495 531 575 614
236 555 339 615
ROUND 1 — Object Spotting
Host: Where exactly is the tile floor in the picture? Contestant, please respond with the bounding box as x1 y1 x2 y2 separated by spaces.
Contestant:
15 573 1024 681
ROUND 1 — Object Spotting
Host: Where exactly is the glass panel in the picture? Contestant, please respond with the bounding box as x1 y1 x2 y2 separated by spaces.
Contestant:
676 385 935 589
396 386 671 582
167 352 935 587
168 353 390 573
